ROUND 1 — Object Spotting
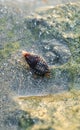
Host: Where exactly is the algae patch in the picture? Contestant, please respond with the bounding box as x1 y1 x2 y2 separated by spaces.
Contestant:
0 2 80 130
0 42 20 59
15 90 80 130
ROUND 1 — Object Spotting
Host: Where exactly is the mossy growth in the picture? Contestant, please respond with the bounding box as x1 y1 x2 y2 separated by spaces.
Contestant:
26 2 80 41
50 59 80 90
15 90 80 130
0 42 20 60
7 31 15 38
67 62 80 90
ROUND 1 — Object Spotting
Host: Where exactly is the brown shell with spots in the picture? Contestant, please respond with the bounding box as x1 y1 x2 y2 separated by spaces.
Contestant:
22 51 50 76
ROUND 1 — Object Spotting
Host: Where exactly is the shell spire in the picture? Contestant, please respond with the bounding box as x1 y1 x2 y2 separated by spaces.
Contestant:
22 51 30 57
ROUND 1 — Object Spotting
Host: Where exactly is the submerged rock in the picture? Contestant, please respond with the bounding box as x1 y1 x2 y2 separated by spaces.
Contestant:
40 39 71 65
0 1 80 130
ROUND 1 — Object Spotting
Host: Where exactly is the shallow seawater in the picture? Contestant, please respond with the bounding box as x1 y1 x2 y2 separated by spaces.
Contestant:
0 7 71 96
1 39 70 96
0 0 80 130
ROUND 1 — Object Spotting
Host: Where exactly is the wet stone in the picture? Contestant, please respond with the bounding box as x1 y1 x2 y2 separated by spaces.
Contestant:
0 1 80 130
45 51 57 65
38 39 71 65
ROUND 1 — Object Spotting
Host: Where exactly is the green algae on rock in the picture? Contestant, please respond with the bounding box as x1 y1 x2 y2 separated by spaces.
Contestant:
0 3 34 63
0 2 80 130
23 2 80 91
0 42 19 59
15 90 80 130
0 2 80 95
14 2 80 130
25 2 80 64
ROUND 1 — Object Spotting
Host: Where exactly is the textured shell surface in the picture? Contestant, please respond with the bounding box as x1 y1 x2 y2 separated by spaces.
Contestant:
34 59 49 75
